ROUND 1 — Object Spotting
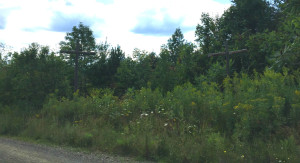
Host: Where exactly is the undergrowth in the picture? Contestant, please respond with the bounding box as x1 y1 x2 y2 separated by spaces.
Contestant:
1 69 300 162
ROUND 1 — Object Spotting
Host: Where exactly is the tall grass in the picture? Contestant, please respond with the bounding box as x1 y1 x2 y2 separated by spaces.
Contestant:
1 69 300 162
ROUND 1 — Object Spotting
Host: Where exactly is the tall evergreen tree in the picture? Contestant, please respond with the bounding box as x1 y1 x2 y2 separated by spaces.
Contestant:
59 22 97 67
167 28 185 64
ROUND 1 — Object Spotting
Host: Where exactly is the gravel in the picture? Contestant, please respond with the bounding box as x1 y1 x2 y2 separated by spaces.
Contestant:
0 137 151 163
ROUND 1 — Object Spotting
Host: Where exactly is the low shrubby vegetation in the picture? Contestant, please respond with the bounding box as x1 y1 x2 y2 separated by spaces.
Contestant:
1 69 300 162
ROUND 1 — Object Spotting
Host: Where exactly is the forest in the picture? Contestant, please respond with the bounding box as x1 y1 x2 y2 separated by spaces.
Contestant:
0 0 300 162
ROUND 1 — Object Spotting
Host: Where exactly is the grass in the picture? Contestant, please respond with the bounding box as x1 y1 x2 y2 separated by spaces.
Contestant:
1 69 300 162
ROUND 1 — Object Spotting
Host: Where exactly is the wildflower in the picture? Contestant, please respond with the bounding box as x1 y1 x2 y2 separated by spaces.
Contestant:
224 150 226 153
223 102 229 106
191 101 196 106
241 155 244 158
164 123 168 127
140 113 148 118
151 111 153 114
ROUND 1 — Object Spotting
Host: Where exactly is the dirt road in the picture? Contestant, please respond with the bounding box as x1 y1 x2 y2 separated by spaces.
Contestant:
0 137 144 163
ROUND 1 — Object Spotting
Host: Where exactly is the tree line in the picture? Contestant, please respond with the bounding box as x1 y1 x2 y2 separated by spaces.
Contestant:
0 0 299 109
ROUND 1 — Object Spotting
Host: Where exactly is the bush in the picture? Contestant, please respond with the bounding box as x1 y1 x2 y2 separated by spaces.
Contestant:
1 69 300 162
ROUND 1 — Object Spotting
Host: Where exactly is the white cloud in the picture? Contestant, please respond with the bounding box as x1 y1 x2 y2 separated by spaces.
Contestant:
0 0 231 56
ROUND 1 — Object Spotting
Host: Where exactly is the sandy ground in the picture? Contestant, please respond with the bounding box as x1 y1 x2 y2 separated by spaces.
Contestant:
0 137 148 163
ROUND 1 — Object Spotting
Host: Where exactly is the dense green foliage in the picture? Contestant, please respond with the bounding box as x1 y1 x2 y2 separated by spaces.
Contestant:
0 0 300 162
0 43 72 109
1 70 300 162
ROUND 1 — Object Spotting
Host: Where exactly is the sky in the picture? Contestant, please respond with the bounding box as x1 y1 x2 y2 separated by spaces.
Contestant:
0 0 231 56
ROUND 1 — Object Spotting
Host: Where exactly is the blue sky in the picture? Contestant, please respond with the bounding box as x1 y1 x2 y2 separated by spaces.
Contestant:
215 0 231 4
0 0 231 55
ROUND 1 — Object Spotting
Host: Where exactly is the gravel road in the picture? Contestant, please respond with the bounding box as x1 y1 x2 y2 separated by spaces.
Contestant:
0 137 148 163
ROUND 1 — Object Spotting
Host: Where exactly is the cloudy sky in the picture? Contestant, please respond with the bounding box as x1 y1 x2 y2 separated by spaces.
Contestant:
0 0 231 55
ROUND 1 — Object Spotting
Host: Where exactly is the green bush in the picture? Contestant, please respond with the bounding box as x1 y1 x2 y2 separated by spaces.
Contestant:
1 69 300 162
